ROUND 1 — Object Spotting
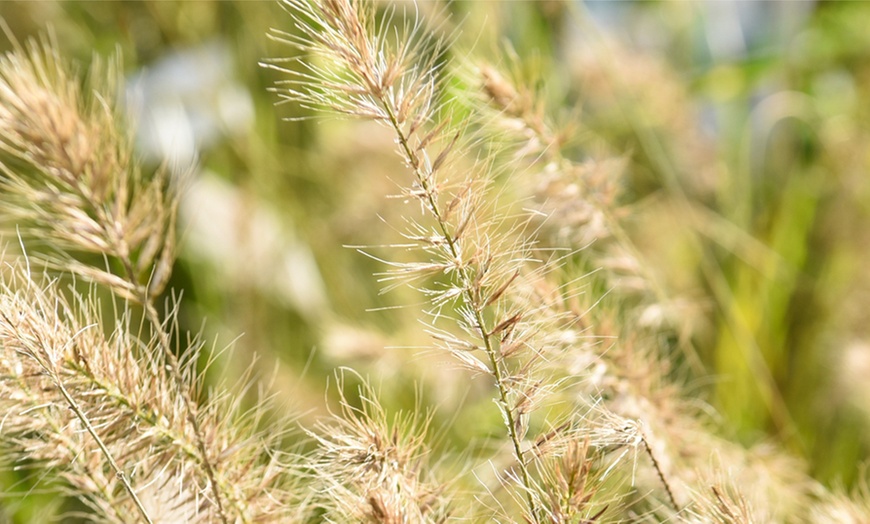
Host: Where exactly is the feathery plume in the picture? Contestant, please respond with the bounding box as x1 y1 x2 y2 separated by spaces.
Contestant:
268 1 596 518
0 33 178 302
0 263 296 523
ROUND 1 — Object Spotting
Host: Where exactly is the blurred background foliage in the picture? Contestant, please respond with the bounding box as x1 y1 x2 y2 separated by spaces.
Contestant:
2 0 870 520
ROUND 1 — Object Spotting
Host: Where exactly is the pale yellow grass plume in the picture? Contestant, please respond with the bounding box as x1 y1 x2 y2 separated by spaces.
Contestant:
809 478 870 524
0 34 177 303
302 373 451 522
267 0 619 519
683 482 761 524
0 263 297 523
0 34 301 524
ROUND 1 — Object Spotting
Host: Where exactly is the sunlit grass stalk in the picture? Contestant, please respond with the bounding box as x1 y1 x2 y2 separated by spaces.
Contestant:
269 0 554 518
130 270 231 524
0 268 188 521
463 45 832 522
469 55 836 520
381 95 540 520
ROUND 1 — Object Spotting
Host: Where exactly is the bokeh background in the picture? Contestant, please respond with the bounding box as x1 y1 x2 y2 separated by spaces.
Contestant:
2 1 870 520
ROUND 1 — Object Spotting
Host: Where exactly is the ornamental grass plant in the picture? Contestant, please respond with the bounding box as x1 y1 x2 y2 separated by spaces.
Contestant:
1 1 870 522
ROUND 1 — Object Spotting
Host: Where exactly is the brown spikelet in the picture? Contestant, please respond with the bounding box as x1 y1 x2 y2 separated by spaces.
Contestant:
271 2 612 520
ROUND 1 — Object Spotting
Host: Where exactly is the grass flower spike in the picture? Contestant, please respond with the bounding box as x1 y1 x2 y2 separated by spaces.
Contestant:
0 34 177 302
269 0 620 519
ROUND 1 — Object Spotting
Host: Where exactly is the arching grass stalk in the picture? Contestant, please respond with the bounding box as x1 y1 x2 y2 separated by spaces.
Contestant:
379 99 539 520
268 0 546 518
